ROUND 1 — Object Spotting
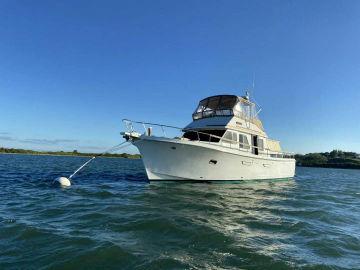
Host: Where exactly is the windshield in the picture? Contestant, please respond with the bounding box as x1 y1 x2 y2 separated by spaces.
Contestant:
193 95 238 119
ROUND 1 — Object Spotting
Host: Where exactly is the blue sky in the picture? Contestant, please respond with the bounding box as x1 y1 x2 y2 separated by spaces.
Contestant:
0 0 359 154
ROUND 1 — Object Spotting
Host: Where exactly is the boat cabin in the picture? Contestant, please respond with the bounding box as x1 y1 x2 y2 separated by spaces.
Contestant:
182 94 285 157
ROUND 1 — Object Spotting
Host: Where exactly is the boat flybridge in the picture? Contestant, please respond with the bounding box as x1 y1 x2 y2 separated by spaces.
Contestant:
121 93 295 181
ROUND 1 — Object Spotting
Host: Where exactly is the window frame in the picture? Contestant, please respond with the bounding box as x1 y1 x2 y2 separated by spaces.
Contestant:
238 133 250 149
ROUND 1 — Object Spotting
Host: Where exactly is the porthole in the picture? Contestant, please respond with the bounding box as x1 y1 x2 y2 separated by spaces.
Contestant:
209 159 217 165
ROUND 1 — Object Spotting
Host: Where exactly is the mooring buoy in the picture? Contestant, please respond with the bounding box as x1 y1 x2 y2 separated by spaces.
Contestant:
54 177 71 187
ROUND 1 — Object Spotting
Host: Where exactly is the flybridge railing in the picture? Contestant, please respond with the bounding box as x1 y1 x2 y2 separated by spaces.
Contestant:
192 109 234 120
122 119 294 159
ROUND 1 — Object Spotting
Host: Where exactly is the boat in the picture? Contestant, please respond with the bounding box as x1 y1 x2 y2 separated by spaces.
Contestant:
121 92 295 181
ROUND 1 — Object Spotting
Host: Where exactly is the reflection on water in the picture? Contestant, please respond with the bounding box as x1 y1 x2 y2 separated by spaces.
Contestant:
145 180 299 264
0 154 360 269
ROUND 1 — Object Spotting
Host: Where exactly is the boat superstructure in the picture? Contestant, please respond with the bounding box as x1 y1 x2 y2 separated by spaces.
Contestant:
121 93 295 181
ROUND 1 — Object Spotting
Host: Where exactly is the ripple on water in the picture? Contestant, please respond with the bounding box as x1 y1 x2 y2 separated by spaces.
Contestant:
0 155 360 269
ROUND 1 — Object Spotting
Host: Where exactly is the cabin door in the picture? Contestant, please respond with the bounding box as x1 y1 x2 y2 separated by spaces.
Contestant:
252 135 259 155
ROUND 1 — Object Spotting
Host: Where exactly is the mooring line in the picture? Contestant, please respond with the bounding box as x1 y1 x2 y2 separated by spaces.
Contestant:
68 141 130 179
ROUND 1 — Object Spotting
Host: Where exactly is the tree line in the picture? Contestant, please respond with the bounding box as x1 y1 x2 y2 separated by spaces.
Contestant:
0 147 141 159
295 150 360 169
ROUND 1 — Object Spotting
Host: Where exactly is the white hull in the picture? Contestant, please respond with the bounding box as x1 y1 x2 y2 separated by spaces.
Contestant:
134 136 295 181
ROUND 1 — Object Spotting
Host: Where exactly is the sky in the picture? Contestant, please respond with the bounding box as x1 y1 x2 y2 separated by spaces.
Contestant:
0 0 359 154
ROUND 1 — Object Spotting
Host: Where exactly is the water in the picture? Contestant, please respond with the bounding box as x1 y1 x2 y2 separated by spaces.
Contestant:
0 154 359 270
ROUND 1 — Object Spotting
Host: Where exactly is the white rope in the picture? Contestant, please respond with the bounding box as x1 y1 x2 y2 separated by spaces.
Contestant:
68 141 130 179
69 157 96 179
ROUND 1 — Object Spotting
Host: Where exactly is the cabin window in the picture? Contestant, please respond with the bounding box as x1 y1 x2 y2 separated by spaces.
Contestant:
239 134 250 149
183 129 225 142
258 138 264 151
222 131 238 143
223 131 232 142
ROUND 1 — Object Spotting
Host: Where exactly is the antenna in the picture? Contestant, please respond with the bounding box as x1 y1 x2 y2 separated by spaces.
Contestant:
250 72 262 117
252 72 255 91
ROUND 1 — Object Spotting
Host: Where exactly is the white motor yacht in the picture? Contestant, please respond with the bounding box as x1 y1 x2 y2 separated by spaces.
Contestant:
122 93 295 181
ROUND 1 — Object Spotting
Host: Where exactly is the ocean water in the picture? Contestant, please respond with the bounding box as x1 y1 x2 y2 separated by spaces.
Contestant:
0 154 359 270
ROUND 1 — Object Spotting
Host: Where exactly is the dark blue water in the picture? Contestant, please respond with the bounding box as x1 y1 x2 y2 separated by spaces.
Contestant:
0 154 359 269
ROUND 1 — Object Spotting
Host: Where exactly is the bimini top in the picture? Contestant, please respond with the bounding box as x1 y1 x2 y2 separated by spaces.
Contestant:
192 94 260 121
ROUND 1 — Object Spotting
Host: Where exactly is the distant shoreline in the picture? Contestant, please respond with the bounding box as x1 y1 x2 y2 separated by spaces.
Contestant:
0 152 139 159
0 147 141 159
295 150 360 170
